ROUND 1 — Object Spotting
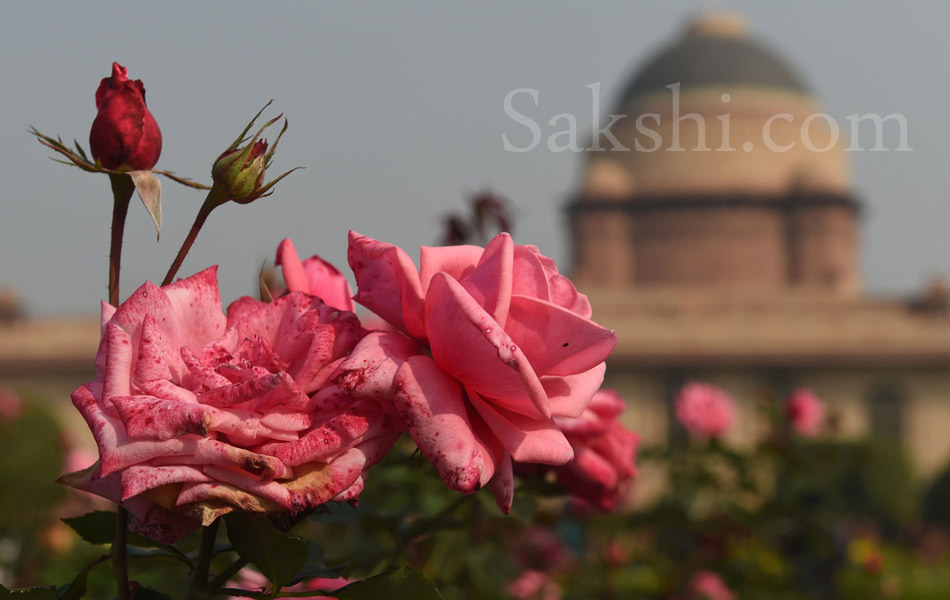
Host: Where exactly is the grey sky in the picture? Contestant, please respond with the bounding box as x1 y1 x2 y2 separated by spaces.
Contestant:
2 1 946 315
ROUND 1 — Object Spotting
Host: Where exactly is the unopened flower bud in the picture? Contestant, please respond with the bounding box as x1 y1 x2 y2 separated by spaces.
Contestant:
211 139 267 203
89 62 162 170
207 102 297 206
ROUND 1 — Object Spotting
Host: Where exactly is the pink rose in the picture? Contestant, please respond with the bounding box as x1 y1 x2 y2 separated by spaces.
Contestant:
89 62 162 171
60 268 401 543
233 568 348 599
553 389 639 510
686 571 735 600
506 570 562 600
274 238 355 312
0 387 21 421
675 383 734 439
785 388 825 437
335 232 616 511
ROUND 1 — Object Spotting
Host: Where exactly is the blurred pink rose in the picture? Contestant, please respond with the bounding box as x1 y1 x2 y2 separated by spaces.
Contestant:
506 570 562 600
335 231 616 511
0 387 21 421
554 389 639 510
60 268 401 543
233 568 347 599
686 571 735 600
785 388 825 437
275 238 355 312
675 382 734 439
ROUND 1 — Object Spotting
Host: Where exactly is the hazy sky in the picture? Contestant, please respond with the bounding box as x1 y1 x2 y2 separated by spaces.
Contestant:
2 1 947 315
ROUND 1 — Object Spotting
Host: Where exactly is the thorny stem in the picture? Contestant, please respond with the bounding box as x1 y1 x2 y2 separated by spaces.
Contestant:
162 185 230 286
107 173 136 600
108 174 135 306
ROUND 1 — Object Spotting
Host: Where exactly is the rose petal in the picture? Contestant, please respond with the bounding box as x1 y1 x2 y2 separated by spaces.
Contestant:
393 356 485 493
418 244 483 294
348 231 425 339
504 295 616 377
334 330 422 399
542 362 607 419
425 273 550 419
468 391 573 465
457 233 513 328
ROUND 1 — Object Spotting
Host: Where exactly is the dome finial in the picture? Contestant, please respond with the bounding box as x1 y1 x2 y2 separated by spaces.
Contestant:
686 10 748 38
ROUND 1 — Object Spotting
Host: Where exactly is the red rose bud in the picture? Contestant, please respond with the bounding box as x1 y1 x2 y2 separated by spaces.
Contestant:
211 139 267 203
89 62 162 170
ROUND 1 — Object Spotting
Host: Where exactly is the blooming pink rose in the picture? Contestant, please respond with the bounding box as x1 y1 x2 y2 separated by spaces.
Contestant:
60 268 401 543
785 388 825 437
89 62 162 170
506 570 563 600
553 389 639 510
275 238 355 312
336 231 616 511
686 571 735 600
675 382 734 438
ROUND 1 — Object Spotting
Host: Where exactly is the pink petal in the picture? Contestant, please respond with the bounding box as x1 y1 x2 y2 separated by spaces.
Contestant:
457 232 513 328
257 400 375 466
334 330 423 399
543 363 607 419
134 314 176 383
202 465 293 510
468 391 573 465
486 450 514 514
301 256 355 313
275 238 310 293
162 266 228 352
393 356 485 493
418 244 483 294
504 295 616 377
510 245 552 301
526 245 593 318
102 322 133 409
113 395 211 440
348 231 425 339
425 273 550 419
120 464 211 500
565 445 619 490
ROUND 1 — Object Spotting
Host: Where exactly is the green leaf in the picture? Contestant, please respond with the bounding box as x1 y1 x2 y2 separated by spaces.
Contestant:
0 587 58 599
129 170 162 239
62 511 116 545
225 513 307 592
288 541 347 585
56 555 106 600
128 588 170 600
333 567 444 600
62 511 178 551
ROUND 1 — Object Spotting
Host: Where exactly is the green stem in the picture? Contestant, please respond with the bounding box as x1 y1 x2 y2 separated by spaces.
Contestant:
162 186 230 286
115 506 130 600
206 557 250 593
107 174 135 306
189 521 221 599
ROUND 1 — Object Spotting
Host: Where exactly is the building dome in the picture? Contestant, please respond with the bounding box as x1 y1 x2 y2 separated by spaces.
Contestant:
570 12 861 294
617 13 808 107
582 12 849 199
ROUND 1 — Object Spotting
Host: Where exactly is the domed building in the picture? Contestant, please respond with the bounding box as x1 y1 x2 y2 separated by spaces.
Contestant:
571 12 858 293
569 13 950 496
